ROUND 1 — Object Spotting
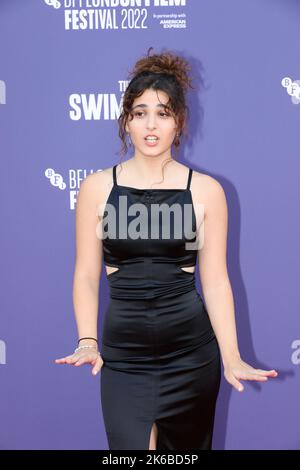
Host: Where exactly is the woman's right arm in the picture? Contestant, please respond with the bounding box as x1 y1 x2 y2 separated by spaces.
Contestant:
55 171 105 375
72 173 103 345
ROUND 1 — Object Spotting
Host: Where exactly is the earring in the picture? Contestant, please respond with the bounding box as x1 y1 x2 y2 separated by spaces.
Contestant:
127 132 132 146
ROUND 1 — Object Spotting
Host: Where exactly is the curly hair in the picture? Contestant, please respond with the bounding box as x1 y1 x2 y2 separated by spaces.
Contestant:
116 47 195 185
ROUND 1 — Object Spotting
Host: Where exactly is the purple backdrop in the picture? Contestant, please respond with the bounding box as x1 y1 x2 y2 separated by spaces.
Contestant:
0 0 299 450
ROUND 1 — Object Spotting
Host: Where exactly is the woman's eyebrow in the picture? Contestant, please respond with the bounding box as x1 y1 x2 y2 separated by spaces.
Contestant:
131 103 169 110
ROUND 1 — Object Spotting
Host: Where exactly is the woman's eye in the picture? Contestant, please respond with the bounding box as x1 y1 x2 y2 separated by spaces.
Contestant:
133 112 170 118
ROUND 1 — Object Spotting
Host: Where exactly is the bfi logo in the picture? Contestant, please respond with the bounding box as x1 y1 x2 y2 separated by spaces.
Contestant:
281 77 300 104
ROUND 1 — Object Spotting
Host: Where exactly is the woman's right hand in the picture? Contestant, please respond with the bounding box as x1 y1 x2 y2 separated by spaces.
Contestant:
54 348 104 376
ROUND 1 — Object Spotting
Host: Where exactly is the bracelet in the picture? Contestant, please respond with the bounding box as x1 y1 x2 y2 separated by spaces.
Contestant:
75 345 100 355
78 337 98 345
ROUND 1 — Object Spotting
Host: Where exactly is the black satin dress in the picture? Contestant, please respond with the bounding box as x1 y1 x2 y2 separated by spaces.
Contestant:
100 164 221 450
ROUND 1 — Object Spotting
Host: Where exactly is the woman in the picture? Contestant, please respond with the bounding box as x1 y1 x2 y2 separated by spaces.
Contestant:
55 47 278 450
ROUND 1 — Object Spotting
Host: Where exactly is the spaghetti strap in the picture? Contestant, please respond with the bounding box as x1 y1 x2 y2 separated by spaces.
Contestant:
112 164 117 186
186 168 193 190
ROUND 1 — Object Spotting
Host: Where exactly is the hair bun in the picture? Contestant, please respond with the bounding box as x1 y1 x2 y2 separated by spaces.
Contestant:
128 46 194 93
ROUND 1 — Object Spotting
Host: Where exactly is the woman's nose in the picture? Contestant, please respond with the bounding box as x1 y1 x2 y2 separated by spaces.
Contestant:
146 115 157 129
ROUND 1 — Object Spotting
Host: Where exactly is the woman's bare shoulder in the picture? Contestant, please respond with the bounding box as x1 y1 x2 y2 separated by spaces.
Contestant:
75 168 115 221
191 169 226 206
75 168 114 216
192 169 224 191
80 166 114 192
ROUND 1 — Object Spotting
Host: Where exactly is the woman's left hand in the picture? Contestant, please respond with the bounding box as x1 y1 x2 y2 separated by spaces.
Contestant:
223 357 278 392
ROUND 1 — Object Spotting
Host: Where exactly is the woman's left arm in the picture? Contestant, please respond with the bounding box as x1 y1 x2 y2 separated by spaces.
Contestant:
196 174 278 392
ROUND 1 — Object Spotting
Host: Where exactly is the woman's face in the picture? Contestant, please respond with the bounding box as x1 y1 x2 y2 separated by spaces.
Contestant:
125 88 178 157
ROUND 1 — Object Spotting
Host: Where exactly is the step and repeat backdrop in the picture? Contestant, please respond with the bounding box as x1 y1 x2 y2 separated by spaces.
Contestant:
0 0 299 450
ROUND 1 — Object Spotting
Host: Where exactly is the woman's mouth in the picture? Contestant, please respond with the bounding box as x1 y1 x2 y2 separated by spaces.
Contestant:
144 136 159 147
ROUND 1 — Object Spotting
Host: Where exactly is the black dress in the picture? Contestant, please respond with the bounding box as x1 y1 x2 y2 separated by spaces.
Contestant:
100 164 221 450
